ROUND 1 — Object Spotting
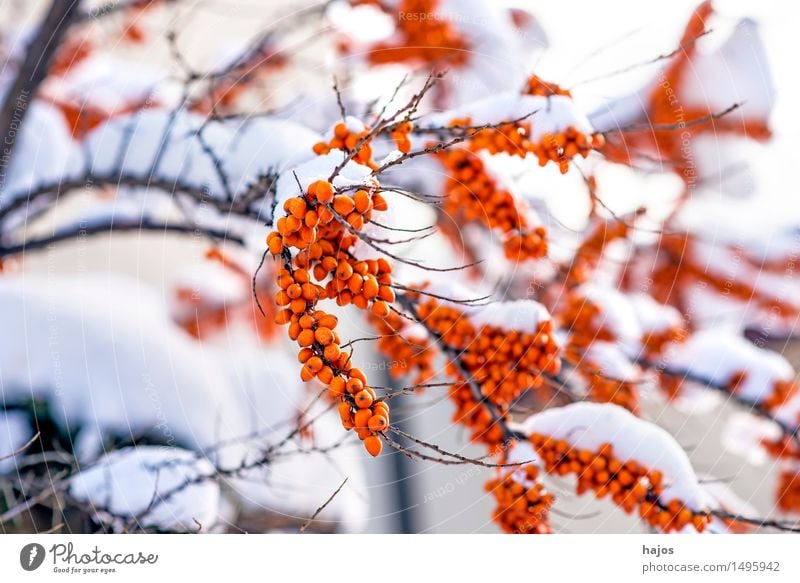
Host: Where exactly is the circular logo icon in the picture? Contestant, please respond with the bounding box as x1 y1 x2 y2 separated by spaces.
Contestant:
20 543 46 571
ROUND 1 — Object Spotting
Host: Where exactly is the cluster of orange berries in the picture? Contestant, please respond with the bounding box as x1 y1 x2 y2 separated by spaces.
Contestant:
355 0 469 68
641 326 687 359
568 215 636 286
776 470 800 513
435 146 548 261
486 464 554 534
600 2 770 174
535 127 605 174
760 415 800 513
450 116 603 174
413 296 560 447
634 233 795 318
729 373 797 412
368 308 436 385
313 121 377 169
267 178 395 456
390 121 414 154
557 294 615 348
523 74 571 98
563 347 639 413
556 295 639 412
173 248 276 341
530 434 711 532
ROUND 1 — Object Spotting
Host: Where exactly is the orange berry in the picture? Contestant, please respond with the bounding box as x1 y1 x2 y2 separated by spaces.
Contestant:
315 181 334 203
285 198 307 219
274 309 292 325
305 356 323 373
318 366 334 384
336 261 353 280
354 389 374 409
354 190 371 214
318 313 338 328
333 195 355 216
354 409 372 429
371 301 390 318
323 343 342 361
329 376 346 398
350 368 367 383
297 329 315 347
362 277 379 299
267 234 283 254
368 415 388 432
373 400 389 415
364 435 382 457
346 378 364 394
314 327 334 345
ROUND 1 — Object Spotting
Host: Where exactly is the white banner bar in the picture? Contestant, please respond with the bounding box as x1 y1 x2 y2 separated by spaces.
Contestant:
1 534 797 581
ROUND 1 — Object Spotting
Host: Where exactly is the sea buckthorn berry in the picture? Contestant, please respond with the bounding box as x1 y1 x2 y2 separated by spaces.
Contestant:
364 435 383 457
314 327 334 345
314 180 335 203
371 300 390 318
265 141 395 457
354 389 374 409
529 433 709 533
333 195 355 216
487 461 553 534
347 378 364 394
329 376 347 398
323 343 341 362
297 329 315 347
337 401 352 422
368 415 388 432
372 193 388 212
354 190 371 214
304 356 323 374
354 409 372 430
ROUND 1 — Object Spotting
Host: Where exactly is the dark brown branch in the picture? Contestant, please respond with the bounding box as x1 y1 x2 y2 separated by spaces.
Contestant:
299 477 348 533
606 102 742 135
0 217 245 258
0 0 80 186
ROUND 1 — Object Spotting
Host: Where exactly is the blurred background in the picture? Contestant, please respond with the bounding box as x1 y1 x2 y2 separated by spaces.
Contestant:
2 0 799 533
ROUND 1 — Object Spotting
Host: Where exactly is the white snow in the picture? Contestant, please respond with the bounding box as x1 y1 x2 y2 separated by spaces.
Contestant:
69 446 220 532
721 411 781 465
576 284 643 352
84 110 320 201
274 149 377 211
421 279 554 334
584 341 640 382
469 300 551 332
662 329 794 404
519 402 715 509
0 410 32 473
681 19 775 123
0 273 368 531
628 293 684 334
0 102 81 198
